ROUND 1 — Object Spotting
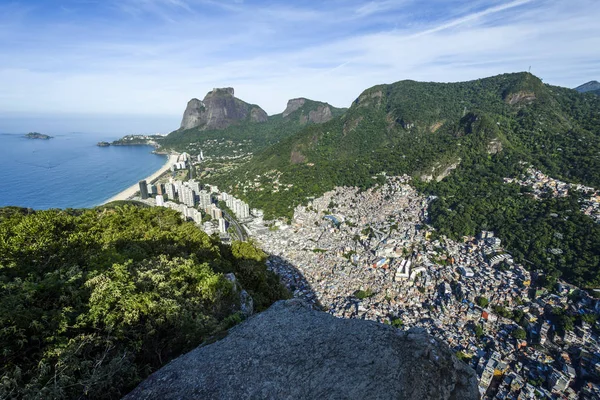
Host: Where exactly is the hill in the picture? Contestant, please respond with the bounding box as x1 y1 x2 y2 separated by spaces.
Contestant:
0 205 288 399
208 72 600 287
575 80 600 95
215 72 600 213
161 95 346 156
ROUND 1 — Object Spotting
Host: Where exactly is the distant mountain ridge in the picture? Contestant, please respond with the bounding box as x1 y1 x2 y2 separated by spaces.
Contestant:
168 75 600 216
575 80 600 96
162 91 345 154
222 72 570 195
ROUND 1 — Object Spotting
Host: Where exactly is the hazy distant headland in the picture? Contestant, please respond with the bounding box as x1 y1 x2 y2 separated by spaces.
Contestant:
24 132 53 140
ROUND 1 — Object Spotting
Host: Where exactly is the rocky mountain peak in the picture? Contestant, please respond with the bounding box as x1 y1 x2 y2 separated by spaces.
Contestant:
282 98 307 118
575 80 600 93
282 98 335 124
125 299 478 400
207 87 235 97
179 87 267 131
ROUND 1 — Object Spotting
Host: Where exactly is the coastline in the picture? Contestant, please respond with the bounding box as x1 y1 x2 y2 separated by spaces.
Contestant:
100 153 178 205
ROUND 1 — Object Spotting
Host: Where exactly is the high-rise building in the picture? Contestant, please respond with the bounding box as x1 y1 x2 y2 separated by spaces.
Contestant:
180 186 195 207
189 180 201 193
192 209 202 224
165 183 175 200
199 190 212 209
182 206 194 220
233 199 241 217
155 195 165 207
173 181 183 197
218 218 227 234
147 183 156 196
207 204 222 219
156 183 164 195
139 180 149 199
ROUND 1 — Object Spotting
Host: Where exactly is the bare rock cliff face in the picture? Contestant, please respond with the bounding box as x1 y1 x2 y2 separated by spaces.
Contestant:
125 299 479 400
180 87 267 130
283 98 334 124
282 98 306 118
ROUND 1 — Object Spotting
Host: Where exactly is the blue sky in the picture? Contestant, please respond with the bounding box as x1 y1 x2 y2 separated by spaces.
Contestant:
1 0 599 133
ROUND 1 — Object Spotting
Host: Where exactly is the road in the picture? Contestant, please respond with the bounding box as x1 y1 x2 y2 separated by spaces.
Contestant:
222 209 247 241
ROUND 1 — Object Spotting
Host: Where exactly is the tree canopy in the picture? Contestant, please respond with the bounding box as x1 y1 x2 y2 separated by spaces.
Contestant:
0 205 287 399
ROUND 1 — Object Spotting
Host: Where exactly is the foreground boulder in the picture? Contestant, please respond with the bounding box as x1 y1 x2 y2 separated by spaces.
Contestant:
125 299 479 400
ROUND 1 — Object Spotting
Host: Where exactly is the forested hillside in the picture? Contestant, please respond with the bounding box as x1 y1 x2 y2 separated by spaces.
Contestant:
208 72 600 287
212 73 599 213
0 205 287 399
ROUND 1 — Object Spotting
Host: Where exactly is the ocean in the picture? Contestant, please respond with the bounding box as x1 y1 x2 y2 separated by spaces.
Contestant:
0 132 167 209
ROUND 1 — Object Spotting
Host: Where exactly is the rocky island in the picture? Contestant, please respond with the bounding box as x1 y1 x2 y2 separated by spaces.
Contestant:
96 141 111 147
111 134 164 147
24 132 52 140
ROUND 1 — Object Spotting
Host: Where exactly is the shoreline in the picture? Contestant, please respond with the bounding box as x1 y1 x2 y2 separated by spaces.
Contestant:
100 153 179 205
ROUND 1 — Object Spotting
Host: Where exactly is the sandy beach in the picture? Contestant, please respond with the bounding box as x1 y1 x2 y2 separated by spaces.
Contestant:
101 154 179 204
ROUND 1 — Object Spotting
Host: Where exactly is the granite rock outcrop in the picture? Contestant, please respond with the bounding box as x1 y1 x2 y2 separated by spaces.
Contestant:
180 87 268 130
282 98 335 124
125 299 479 400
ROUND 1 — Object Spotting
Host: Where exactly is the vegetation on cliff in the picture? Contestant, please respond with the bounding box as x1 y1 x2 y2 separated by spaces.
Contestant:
0 205 287 399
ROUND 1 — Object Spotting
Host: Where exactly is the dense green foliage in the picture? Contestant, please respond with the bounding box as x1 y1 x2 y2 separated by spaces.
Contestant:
476 296 489 308
354 289 375 300
213 73 600 216
0 206 287 399
511 328 527 340
420 151 600 288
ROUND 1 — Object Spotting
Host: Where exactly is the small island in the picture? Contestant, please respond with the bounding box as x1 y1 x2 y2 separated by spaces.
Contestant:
25 132 53 140
96 141 111 147
112 134 164 147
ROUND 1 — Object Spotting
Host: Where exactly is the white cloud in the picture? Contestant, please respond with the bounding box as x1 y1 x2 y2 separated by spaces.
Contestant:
0 0 599 127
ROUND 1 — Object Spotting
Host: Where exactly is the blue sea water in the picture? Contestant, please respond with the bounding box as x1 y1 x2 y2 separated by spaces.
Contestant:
0 132 167 209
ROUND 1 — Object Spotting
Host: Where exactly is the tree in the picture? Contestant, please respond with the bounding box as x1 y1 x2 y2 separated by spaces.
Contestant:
474 324 484 338
476 296 489 308
511 327 527 340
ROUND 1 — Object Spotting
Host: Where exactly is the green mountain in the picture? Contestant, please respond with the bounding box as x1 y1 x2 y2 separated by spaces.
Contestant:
161 95 346 156
210 72 600 287
216 73 599 211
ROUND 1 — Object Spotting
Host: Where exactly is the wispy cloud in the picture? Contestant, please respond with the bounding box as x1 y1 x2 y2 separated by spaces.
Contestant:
355 1 408 17
410 0 535 37
0 0 598 131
